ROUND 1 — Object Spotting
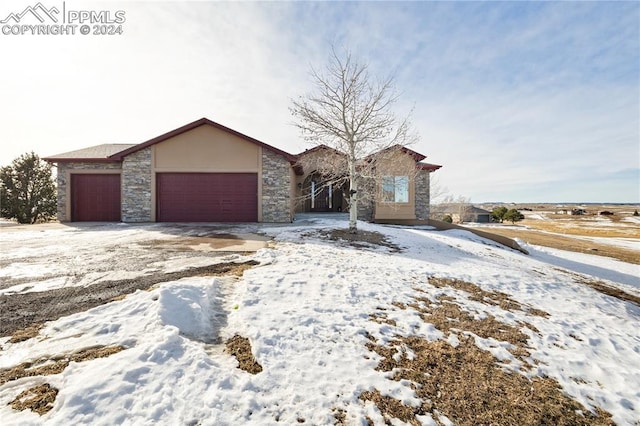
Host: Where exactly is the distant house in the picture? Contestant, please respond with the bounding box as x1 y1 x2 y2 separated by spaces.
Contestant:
462 206 492 223
437 205 491 223
44 118 441 223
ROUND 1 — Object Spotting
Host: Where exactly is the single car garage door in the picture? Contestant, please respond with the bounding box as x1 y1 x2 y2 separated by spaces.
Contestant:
156 173 258 222
71 174 121 221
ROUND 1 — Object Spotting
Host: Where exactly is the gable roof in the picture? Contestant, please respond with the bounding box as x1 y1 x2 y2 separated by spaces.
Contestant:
295 144 441 174
295 144 346 159
44 143 136 162
45 118 297 164
365 144 427 163
109 118 296 163
43 119 441 172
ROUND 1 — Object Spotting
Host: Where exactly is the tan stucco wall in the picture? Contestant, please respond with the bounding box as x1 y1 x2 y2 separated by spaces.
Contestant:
150 124 263 221
153 125 260 172
374 154 417 220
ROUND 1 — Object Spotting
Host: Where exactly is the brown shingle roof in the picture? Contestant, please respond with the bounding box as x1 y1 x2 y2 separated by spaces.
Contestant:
44 144 136 162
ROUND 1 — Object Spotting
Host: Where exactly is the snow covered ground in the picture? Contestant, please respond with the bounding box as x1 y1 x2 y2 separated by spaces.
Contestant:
0 218 638 425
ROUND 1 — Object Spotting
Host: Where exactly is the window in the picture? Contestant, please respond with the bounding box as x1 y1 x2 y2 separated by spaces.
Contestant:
382 176 409 203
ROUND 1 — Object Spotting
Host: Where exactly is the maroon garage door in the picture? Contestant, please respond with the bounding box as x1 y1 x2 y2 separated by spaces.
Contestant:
71 174 121 221
156 173 258 222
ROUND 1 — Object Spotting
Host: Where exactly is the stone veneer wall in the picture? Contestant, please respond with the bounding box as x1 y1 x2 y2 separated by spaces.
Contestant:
261 149 291 223
55 162 122 221
121 148 152 222
356 197 375 222
414 169 431 220
354 177 375 221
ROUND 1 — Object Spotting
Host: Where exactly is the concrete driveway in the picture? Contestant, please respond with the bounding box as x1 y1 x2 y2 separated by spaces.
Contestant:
0 222 270 336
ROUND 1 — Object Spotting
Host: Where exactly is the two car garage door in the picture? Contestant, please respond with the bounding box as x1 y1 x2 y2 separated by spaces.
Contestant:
71 173 258 222
156 173 258 222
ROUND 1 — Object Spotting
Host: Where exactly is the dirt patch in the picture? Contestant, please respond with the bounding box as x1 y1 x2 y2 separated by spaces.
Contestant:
0 345 125 386
225 335 262 374
0 260 258 337
332 407 346 425
9 383 58 415
8 323 43 344
307 229 401 251
141 235 239 251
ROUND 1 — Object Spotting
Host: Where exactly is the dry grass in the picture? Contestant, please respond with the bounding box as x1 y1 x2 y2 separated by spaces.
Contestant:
401 296 534 364
225 335 263 374
526 216 639 238
2 345 125 416
369 312 397 326
364 336 613 426
428 277 549 318
555 268 640 307
362 277 614 425
584 280 640 307
8 323 43 344
478 225 639 265
0 345 125 386
475 212 640 265
360 389 425 426
9 383 59 415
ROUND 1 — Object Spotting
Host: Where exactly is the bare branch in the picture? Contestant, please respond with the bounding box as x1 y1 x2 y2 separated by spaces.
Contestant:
290 46 420 231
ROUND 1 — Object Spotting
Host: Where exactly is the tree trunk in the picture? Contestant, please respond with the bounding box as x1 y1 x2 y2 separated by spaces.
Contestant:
348 156 358 233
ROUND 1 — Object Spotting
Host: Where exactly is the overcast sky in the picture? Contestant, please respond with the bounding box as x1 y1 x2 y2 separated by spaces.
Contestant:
1 0 638 203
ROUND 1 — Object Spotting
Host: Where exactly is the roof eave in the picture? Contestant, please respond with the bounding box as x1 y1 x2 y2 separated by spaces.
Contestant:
416 163 442 172
43 157 123 164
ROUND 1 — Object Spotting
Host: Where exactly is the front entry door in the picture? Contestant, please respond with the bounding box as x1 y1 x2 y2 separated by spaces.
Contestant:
310 180 333 212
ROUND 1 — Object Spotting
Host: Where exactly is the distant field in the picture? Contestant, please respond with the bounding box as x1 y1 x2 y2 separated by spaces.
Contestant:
474 205 640 265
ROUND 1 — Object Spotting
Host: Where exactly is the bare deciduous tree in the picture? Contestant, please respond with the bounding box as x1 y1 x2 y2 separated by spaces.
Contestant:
429 175 449 206
291 48 418 232
431 195 472 224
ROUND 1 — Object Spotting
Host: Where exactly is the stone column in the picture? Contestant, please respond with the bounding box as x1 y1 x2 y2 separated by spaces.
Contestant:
121 148 152 222
261 150 292 222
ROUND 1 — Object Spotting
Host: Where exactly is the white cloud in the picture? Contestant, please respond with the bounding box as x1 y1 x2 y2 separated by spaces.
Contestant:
0 1 637 202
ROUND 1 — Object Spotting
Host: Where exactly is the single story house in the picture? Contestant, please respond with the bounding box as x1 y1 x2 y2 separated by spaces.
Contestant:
44 118 441 223
436 205 492 223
